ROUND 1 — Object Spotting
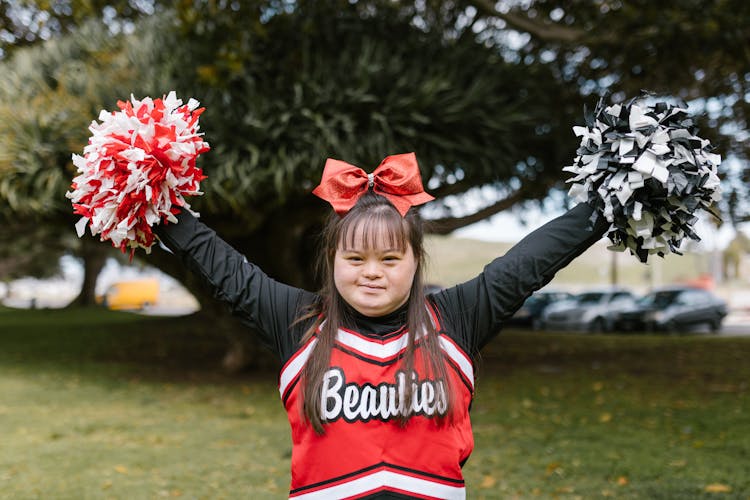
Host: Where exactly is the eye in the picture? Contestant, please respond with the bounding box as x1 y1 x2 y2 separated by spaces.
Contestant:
383 254 401 262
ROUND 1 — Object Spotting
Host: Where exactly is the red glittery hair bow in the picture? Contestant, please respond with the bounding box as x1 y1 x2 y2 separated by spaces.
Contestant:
312 153 434 217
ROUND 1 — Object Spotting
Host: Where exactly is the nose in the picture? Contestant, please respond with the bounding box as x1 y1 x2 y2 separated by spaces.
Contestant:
362 260 382 279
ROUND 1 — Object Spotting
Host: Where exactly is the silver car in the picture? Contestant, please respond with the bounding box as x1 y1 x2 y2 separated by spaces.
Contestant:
541 288 638 332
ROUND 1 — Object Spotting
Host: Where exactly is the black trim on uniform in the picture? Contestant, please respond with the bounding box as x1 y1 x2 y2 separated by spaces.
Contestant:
331 343 407 366
282 376 301 406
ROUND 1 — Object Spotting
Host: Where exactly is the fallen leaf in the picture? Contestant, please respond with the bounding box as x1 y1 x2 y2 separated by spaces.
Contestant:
616 476 629 486
114 465 128 475
480 475 496 489
592 381 604 392
704 483 732 493
545 462 562 477
599 412 612 423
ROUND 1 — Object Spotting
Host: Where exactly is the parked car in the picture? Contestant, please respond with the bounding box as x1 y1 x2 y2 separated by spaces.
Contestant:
541 288 638 332
508 290 575 329
613 286 727 333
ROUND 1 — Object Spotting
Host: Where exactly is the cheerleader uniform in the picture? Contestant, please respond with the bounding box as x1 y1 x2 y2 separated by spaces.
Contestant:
157 202 607 499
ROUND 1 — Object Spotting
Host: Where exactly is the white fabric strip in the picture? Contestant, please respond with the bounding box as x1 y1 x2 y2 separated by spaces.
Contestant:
281 317 474 396
334 329 473 386
289 469 465 500
335 329 409 359
438 336 474 389
279 338 318 398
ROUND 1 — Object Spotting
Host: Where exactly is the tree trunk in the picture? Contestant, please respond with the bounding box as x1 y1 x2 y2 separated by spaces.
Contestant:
610 250 618 286
146 243 269 373
68 236 108 307
146 204 324 372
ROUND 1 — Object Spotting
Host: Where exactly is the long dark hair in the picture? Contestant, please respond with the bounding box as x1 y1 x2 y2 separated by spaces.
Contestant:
297 191 452 433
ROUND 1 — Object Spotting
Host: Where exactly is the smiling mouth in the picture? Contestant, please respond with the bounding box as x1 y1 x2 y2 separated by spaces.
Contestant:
359 284 385 290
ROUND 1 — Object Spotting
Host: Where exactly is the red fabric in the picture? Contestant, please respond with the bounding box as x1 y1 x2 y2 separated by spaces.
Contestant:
312 153 434 216
280 314 474 498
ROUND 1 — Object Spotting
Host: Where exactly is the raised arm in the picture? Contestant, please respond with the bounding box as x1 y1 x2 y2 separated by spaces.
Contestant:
430 202 609 354
155 211 318 360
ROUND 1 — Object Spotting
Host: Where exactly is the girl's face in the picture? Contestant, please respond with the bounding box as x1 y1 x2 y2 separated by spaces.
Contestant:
333 230 418 317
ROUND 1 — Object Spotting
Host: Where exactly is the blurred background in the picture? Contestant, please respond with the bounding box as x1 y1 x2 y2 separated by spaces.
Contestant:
2 0 750 365
1 1 750 497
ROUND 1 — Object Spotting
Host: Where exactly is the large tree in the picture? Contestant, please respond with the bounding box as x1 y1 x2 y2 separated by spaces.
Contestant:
0 0 155 58
152 1 581 369
2 3 576 281
466 0 750 220
0 16 172 303
1 0 747 367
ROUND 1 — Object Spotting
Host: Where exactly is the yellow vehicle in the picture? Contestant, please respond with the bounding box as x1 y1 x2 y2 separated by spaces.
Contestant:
98 278 159 310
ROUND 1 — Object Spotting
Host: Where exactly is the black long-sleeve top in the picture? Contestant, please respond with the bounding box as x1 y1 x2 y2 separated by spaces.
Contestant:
156 202 608 364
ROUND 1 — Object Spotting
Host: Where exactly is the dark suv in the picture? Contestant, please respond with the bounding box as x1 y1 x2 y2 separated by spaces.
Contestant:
614 286 728 333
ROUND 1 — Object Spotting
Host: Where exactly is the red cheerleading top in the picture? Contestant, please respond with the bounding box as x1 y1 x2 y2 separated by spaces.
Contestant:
157 202 607 499
280 308 475 499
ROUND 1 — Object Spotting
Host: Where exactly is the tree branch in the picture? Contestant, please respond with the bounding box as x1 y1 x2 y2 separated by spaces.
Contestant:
468 0 585 43
426 186 529 235
429 179 475 199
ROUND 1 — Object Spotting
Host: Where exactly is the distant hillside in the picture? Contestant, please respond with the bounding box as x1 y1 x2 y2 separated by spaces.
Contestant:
424 235 715 293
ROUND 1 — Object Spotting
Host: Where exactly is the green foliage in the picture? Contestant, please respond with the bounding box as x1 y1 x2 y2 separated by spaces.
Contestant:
163 1 572 218
1 3 571 228
476 0 750 219
1 0 749 286
0 15 173 279
3 1 749 222
0 17 166 219
0 0 157 58
0 222 76 280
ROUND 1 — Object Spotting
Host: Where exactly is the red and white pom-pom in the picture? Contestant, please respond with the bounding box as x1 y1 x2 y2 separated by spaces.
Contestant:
66 91 210 255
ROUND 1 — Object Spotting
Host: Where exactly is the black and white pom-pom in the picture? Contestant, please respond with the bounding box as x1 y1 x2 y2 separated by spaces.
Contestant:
564 95 722 263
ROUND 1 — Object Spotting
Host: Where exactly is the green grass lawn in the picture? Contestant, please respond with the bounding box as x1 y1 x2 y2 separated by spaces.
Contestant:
1 307 748 499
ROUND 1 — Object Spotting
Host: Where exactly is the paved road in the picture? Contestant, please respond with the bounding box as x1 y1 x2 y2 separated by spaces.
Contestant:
718 312 750 336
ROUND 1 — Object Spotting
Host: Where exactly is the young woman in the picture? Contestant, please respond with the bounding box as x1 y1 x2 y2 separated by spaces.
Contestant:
156 152 608 499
